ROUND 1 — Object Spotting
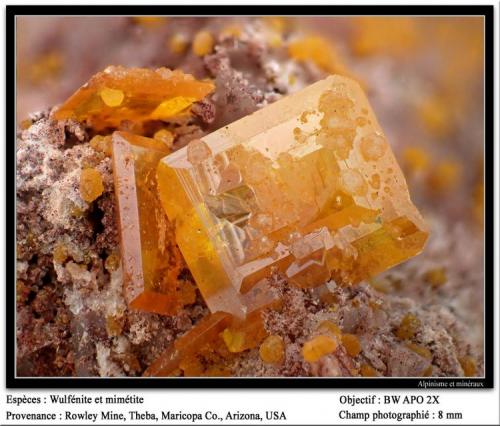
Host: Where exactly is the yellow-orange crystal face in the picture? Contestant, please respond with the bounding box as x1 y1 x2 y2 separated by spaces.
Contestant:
157 75 428 317
112 131 195 315
53 66 214 131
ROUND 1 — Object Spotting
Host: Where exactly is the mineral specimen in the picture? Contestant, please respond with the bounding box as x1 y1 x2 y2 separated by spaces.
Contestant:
52 66 214 131
157 75 428 318
112 131 195 315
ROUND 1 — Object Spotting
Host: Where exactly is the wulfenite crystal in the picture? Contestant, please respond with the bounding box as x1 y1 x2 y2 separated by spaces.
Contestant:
112 131 195 315
157 75 428 318
53 66 214 130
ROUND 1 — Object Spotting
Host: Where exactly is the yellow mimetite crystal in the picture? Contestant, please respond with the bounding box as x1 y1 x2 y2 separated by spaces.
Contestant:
157 75 428 318
351 17 419 57
53 66 214 131
169 33 189 54
303 335 337 362
192 31 214 56
79 168 104 203
259 335 285 364
288 36 348 75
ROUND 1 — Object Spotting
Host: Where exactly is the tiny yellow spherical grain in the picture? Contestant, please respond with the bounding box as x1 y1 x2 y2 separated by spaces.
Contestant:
302 335 337 363
423 267 447 288
406 342 432 359
153 129 174 150
79 168 104 203
192 31 214 56
105 252 121 272
396 313 421 340
459 356 476 377
222 328 246 353
341 333 361 357
403 146 430 173
220 25 242 39
169 33 189 54
53 244 68 264
317 320 342 340
259 335 285 364
100 88 124 107
89 135 112 157
360 363 378 377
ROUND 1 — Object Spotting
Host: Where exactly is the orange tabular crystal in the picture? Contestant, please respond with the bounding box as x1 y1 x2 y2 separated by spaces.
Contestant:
157 75 428 318
112 131 191 316
53 66 214 131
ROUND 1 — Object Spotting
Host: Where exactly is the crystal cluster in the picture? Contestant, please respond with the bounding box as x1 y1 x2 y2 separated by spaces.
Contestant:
157 75 428 318
49 64 428 376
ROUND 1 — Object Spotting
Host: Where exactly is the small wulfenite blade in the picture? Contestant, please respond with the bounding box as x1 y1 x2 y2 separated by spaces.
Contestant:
53 66 214 131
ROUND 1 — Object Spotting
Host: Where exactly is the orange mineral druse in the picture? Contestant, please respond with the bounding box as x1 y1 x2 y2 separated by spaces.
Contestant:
112 131 195 316
157 75 428 318
53 66 214 131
